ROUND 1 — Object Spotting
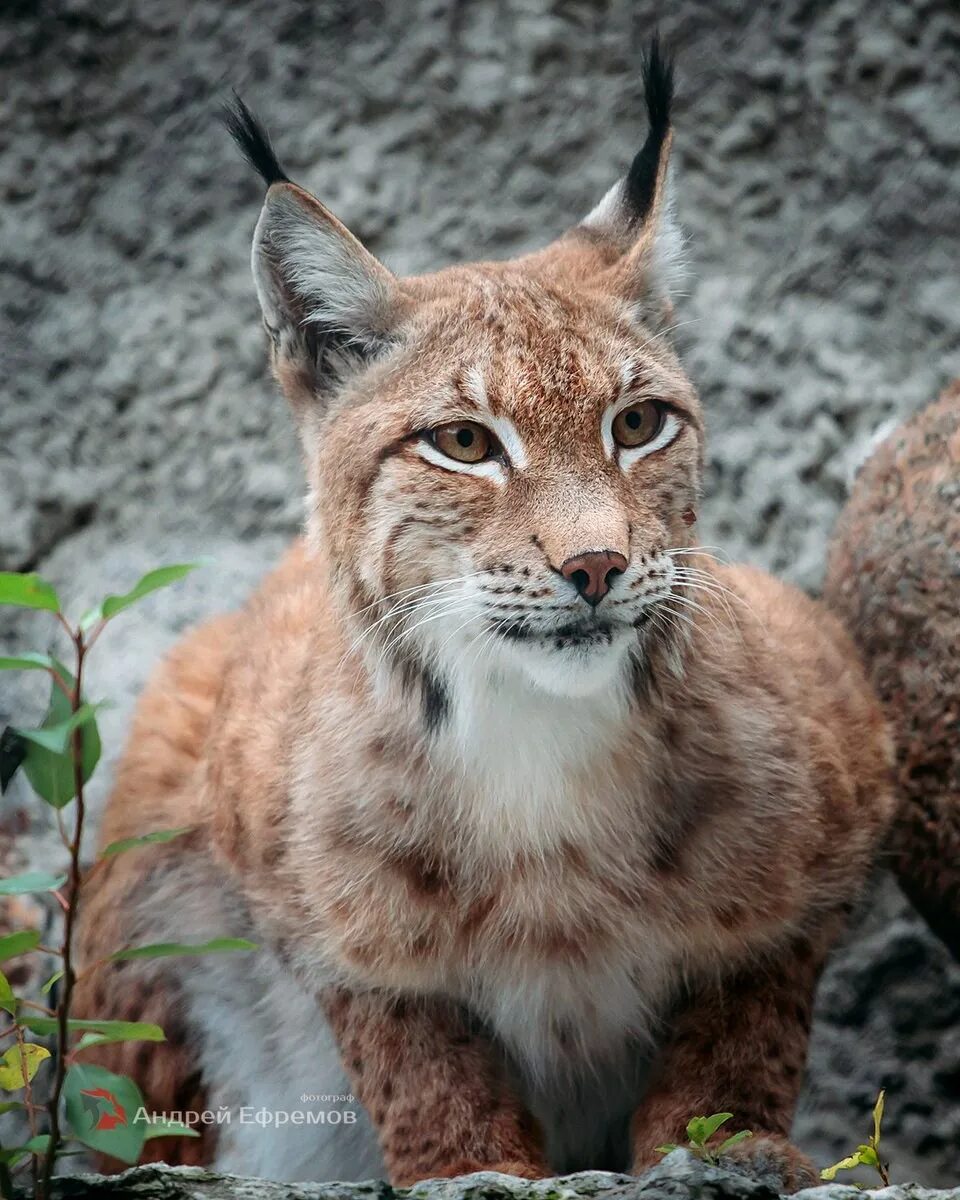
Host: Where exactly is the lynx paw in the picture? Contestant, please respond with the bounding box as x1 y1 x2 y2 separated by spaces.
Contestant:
719 1133 819 1193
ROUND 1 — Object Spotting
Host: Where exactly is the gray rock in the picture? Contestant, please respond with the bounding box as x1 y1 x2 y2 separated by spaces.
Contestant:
30 1159 960 1200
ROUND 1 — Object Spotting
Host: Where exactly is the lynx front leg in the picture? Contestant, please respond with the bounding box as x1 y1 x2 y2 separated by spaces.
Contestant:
322 986 548 1185
632 939 827 1192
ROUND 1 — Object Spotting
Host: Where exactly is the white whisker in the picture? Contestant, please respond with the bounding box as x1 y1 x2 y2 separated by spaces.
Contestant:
378 601 479 666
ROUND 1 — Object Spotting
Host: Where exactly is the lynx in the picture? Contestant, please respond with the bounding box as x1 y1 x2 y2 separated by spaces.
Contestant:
74 41 894 1189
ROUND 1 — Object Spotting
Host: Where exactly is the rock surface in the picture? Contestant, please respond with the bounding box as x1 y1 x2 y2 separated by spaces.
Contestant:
1 0 959 1188
30 1159 960 1200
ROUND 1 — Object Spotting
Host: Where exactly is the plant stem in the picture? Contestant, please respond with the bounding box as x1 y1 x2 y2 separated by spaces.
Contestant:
14 1021 39 1194
19 1001 57 1017
39 627 87 1200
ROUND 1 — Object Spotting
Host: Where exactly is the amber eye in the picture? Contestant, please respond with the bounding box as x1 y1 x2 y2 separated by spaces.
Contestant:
611 401 663 449
430 421 495 464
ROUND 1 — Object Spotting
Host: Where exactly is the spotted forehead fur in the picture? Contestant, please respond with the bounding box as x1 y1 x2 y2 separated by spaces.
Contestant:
375 263 702 447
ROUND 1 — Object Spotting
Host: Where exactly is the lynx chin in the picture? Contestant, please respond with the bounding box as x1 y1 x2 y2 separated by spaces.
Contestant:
75 39 895 1192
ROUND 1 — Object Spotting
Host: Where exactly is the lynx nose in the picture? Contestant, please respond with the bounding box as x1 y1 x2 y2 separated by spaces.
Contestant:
560 551 628 607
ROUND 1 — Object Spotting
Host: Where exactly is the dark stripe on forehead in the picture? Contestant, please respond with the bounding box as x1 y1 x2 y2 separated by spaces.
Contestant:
453 365 503 418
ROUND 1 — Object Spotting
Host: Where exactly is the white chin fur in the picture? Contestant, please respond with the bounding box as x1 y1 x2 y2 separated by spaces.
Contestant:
504 628 635 697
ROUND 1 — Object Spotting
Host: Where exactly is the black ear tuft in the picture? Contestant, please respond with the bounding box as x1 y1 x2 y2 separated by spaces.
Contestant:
222 92 291 187
624 34 675 227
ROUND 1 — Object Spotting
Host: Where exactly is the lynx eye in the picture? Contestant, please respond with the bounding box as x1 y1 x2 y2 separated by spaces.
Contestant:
430 421 496 464
612 401 663 448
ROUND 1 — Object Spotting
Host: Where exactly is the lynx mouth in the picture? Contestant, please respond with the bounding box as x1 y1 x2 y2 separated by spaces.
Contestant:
494 613 649 650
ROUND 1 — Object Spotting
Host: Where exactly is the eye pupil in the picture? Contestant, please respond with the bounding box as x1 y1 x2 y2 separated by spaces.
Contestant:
428 420 496 465
612 400 666 450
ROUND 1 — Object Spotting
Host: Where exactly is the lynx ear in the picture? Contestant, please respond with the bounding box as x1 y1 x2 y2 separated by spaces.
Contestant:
580 36 685 312
224 97 401 408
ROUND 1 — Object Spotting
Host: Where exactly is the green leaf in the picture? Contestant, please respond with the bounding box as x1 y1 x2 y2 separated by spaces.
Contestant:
0 930 41 963
0 573 60 613
655 1144 680 1156
697 1113 734 1144
108 937 257 963
0 970 16 1016
858 1144 880 1169
717 1130 753 1155
872 1089 885 1148
63 1062 146 1164
0 1101 24 1115
81 562 205 629
16 675 102 808
41 969 64 996
0 726 27 793
140 1117 200 1141
19 1134 50 1155
0 1043 50 1090
74 1024 172 1051
21 1017 165 1042
15 703 102 756
821 1152 868 1180
0 658 72 789
0 871 67 896
685 1113 733 1147
685 1117 705 1146
0 653 59 673
101 826 194 859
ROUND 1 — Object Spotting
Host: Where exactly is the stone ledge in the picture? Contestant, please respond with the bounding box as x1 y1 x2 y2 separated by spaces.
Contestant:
35 1156 960 1200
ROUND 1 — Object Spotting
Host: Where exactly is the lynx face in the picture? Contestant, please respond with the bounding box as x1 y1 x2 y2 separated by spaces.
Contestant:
228 52 701 699
316 270 702 699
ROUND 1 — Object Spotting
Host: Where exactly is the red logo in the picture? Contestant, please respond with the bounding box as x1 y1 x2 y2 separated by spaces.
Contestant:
80 1087 128 1131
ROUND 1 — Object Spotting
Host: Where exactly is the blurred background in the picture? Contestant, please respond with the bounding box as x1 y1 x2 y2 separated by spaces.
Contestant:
1 0 959 1184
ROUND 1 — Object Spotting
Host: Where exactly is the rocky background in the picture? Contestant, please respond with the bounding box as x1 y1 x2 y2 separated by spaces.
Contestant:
1 0 959 1188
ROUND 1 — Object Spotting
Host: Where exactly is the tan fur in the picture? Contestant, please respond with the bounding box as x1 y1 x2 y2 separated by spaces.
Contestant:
74 100 895 1187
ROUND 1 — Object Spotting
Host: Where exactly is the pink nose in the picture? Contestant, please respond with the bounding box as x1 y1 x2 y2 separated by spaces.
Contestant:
560 551 628 606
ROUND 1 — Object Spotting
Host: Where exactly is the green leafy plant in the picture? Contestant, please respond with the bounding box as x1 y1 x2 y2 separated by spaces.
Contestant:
656 1111 753 1165
821 1089 890 1187
0 566 255 1199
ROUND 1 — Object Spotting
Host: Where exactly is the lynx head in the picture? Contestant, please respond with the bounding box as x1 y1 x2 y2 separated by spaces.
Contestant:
227 39 703 711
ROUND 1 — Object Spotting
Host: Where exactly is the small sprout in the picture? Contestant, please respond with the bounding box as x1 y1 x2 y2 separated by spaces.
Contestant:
821 1089 890 1187
656 1112 753 1167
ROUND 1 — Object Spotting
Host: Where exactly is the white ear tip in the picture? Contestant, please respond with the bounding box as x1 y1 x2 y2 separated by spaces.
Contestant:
583 180 630 231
